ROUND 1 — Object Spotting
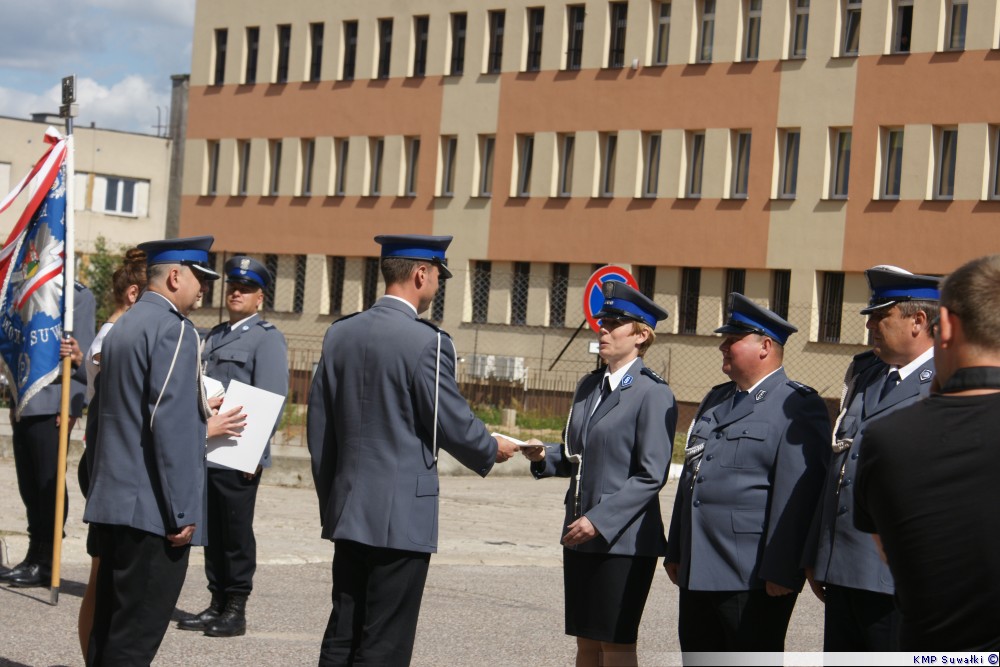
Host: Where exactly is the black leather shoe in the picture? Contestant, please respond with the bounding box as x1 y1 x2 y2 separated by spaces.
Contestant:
204 594 247 638
177 593 226 631
7 562 51 588
0 561 29 582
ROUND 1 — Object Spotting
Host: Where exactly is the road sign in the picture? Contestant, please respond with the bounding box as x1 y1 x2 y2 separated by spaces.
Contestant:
582 265 638 334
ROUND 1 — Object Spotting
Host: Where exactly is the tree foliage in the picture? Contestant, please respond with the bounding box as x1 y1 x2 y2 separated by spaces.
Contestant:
83 234 120 325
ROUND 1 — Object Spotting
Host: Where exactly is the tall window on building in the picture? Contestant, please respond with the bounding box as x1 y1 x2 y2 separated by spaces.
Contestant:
276 25 291 83
990 126 1000 200
550 263 569 327
335 138 349 196
744 0 762 61
343 21 358 80
654 2 671 65
245 27 259 84
936 127 958 200
517 134 534 197
687 131 705 197
301 138 315 196
637 266 656 298
608 2 628 68
526 8 545 71
363 257 379 310
643 132 661 197
771 269 791 320
328 256 345 315
104 177 139 215
472 261 492 324
732 131 752 198
558 134 575 196
511 262 530 325
237 140 251 196
441 136 457 197
205 252 218 305
600 133 617 197
450 13 467 75
377 19 393 79
842 0 862 56
405 137 420 197
309 23 324 82
264 255 278 310
368 137 384 196
725 268 746 296
779 130 800 198
431 279 447 322
679 268 701 335
819 272 844 343
206 140 220 196
293 255 306 313
698 0 716 63
213 29 227 85
268 139 282 196
946 0 968 51
413 16 429 77
831 129 851 199
892 1 913 54
882 128 904 199
567 5 586 70
790 0 809 58
479 135 495 197
488 10 505 73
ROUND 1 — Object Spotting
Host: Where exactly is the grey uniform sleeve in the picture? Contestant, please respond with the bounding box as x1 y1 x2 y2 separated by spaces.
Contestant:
307 332 336 522
529 443 572 479
253 329 289 399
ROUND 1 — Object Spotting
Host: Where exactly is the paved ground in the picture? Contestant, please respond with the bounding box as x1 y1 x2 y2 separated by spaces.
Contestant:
0 448 824 666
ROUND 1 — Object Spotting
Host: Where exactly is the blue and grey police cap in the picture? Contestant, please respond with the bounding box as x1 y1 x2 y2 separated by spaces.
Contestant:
137 235 220 280
860 265 940 314
374 234 453 279
594 281 669 329
224 256 272 290
715 293 797 346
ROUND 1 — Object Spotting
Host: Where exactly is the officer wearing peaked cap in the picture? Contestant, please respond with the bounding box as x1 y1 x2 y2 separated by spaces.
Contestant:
804 266 938 651
178 256 288 638
666 293 829 651
307 234 519 665
521 280 677 665
83 236 219 664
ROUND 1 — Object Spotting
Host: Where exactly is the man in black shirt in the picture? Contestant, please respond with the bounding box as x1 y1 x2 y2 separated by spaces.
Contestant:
854 254 1000 650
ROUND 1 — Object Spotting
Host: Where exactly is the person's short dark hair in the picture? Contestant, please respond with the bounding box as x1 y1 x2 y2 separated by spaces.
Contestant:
940 254 1000 352
381 257 421 286
147 263 172 283
897 299 937 335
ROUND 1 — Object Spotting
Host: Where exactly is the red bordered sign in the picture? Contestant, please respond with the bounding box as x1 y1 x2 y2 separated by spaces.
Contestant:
583 266 638 333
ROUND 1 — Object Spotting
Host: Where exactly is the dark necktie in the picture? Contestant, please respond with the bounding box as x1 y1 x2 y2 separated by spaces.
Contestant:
879 370 900 402
732 390 749 410
590 377 611 423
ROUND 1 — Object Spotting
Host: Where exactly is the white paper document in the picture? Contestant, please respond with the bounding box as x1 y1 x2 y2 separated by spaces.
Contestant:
202 375 225 400
491 432 527 446
206 380 285 473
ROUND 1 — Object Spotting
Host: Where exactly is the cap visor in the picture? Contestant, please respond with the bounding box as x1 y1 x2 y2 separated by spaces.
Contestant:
859 300 896 315
438 264 453 280
191 264 221 281
714 323 757 336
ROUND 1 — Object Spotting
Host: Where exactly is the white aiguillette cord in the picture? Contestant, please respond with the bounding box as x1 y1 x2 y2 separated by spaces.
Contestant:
433 331 441 463
562 385 585 519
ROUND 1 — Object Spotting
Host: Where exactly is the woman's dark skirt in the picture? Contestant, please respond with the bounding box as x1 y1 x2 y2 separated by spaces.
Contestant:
563 548 657 644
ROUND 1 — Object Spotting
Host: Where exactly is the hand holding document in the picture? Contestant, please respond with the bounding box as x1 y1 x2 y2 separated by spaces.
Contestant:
490 432 522 463
207 380 285 474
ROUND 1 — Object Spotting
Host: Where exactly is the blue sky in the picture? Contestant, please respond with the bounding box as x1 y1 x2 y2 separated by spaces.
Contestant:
0 0 195 135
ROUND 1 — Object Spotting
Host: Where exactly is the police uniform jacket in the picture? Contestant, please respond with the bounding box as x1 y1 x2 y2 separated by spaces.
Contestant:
83 291 209 545
202 313 288 469
666 368 829 591
20 282 96 418
531 358 677 557
306 297 498 554
806 351 934 594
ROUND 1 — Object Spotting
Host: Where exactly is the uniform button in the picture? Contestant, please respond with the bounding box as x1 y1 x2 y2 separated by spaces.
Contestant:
697 476 705 483
706 454 714 461
742 429 749 434
715 433 722 439
177 512 185 519
851 452 858 460
693 500 702 508
843 478 852 486
837 506 848 515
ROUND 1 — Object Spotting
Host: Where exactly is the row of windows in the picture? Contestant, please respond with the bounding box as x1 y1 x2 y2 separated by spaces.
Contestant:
203 124 1000 202
209 1 984 85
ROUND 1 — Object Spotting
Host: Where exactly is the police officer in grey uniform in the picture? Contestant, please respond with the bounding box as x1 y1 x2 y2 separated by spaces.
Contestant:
307 234 519 666
666 293 829 651
83 236 219 665
178 256 288 638
2 282 95 587
804 267 938 650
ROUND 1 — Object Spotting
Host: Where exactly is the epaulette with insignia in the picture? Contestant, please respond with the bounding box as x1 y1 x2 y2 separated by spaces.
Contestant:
417 318 451 338
330 312 362 327
787 380 817 395
257 321 275 330
75 281 87 291
851 350 881 373
641 367 667 384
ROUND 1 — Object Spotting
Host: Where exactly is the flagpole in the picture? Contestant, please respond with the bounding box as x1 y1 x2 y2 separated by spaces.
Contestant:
50 75 78 605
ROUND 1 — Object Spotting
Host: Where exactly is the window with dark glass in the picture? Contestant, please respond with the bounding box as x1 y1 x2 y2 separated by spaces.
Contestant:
567 5 585 70
643 133 661 197
309 23 324 81
343 21 358 80
526 8 545 71
517 135 534 197
637 266 656 298
488 10 505 73
335 138 349 196
293 255 306 313
688 132 705 197
511 262 530 325
936 128 957 199
207 140 220 196
363 258 380 310
451 13 467 75
771 270 791 320
698 0 715 63
413 16 429 76
550 263 569 327
608 2 628 68
301 138 315 196
269 139 282 196
893 1 912 54
329 256 345 315
831 130 851 198
744 0 761 61
725 268 746 296
276 24 291 83
431 278 447 322
479 135 495 197
264 255 278 309
441 136 457 196
947 1 967 51
377 19 393 79
472 261 492 323
558 134 575 196
842 0 861 56
238 140 250 196
601 133 617 197
779 130 800 198
369 137 384 196
791 0 809 58
214 29 227 85
406 137 421 196
882 128 904 198
654 2 671 65
732 131 751 198
819 272 844 343
245 27 259 83
679 268 701 335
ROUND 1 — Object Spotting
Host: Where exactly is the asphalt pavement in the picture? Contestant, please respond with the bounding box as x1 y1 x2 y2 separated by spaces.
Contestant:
0 444 824 666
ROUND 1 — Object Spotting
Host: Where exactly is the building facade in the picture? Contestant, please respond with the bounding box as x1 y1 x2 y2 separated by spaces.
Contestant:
181 0 1000 406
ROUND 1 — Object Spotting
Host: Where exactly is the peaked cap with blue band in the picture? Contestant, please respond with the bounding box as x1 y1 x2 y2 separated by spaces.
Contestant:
137 235 219 280
860 265 940 314
594 281 669 329
715 292 797 345
224 255 272 290
374 234 453 279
